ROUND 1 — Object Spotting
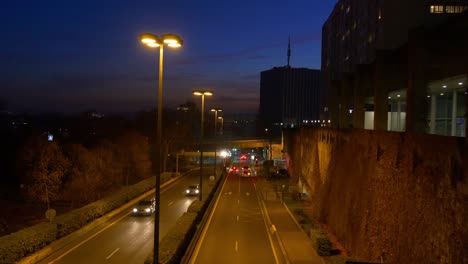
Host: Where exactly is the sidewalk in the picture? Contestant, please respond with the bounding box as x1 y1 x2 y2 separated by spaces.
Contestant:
263 199 324 264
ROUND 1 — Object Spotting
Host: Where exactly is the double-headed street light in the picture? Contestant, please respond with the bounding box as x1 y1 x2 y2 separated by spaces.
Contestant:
193 90 213 201
210 108 223 136
140 32 183 264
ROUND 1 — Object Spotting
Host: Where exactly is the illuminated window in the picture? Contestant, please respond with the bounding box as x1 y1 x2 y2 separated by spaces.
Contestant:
430 5 444 13
446 5 468 13
378 9 382 19
346 6 351 13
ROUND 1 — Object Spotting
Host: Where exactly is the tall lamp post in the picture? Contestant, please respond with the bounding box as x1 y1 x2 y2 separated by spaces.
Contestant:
210 108 222 177
218 116 224 135
265 128 272 160
210 108 223 136
140 32 183 264
193 90 213 201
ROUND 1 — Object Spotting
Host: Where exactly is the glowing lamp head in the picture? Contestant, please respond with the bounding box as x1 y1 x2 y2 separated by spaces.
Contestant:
193 90 214 96
162 34 183 48
140 33 160 46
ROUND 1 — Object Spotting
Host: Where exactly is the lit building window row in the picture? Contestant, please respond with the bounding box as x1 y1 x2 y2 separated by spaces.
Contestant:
302 120 332 124
446 5 468 13
430 5 468 13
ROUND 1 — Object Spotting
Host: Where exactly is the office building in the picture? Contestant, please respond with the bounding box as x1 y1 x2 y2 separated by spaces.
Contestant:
260 39 321 135
321 0 468 136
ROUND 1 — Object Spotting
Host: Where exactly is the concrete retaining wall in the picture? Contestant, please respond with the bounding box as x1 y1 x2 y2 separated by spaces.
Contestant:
286 128 467 263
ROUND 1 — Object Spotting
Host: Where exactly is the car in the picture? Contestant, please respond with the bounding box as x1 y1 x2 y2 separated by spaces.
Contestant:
132 199 155 216
185 184 200 196
269 168 290 179
229 166 239 173
241 166 251 177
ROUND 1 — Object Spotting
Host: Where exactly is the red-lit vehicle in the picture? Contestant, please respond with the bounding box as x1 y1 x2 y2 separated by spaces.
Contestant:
241 166 251 177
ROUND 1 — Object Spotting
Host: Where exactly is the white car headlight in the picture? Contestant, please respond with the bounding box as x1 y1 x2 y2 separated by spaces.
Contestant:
133 208 137 212
145 208 151 212
195 190 199 193
186 190 190 193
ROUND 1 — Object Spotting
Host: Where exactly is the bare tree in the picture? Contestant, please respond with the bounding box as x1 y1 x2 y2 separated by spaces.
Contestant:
116 130 152 185
62 144 101 206
18 136 69 209
91 140 122 196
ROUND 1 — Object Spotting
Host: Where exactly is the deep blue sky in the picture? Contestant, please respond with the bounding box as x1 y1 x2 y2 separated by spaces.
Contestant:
1 0 336 115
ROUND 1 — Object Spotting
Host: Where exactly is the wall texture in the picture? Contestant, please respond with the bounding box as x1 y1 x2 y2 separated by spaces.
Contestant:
286 128 467 263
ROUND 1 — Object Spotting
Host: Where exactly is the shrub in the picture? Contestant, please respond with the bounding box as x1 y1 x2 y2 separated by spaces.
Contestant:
299 217 311 225
294 208 305 216
0 222 57 264
313 230 333 256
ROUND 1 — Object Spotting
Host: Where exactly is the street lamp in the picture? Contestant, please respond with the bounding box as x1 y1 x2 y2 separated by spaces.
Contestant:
210 108 223 136
218 116 224 135
140 32 183 264
210 108 222 178
193 90 213 201
265 128 272 160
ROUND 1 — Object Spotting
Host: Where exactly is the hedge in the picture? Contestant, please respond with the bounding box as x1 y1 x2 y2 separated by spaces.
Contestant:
144 171 225 263
0 222 57 264
0 175 163 263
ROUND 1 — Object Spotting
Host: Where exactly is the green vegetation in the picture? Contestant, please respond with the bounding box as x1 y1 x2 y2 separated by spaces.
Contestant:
144 171 225 264
286 198 351 263
0 176 163 263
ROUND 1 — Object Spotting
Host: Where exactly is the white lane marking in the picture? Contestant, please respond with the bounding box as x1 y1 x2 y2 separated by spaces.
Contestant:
48 177 176 263
49 212 130 263
235 240 238 252
168 201 174 206
237 215 239 221
237 199 240 205
105 248 119 260
256 185 281 264
270 225 277 234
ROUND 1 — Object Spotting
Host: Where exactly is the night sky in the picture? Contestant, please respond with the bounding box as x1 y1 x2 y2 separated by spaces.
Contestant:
1 0 336 115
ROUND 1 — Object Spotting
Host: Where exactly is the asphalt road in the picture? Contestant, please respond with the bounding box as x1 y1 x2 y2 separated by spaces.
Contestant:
190 164 279 264
38 170 206 264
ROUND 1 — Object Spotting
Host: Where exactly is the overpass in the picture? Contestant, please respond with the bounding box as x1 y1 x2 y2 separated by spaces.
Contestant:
176 137 283 161
202 137 282 149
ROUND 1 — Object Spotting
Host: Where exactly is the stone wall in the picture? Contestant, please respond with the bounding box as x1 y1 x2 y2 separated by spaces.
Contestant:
286 128 467 263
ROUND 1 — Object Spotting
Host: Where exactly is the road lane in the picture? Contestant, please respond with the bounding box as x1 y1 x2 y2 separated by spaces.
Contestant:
39 170 205 264
191 168 277 264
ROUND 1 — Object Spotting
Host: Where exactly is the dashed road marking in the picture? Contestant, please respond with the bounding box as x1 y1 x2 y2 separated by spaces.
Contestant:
106 248 119 260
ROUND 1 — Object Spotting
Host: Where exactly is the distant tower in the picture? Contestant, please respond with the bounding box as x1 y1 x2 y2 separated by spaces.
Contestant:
287 36 291 67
